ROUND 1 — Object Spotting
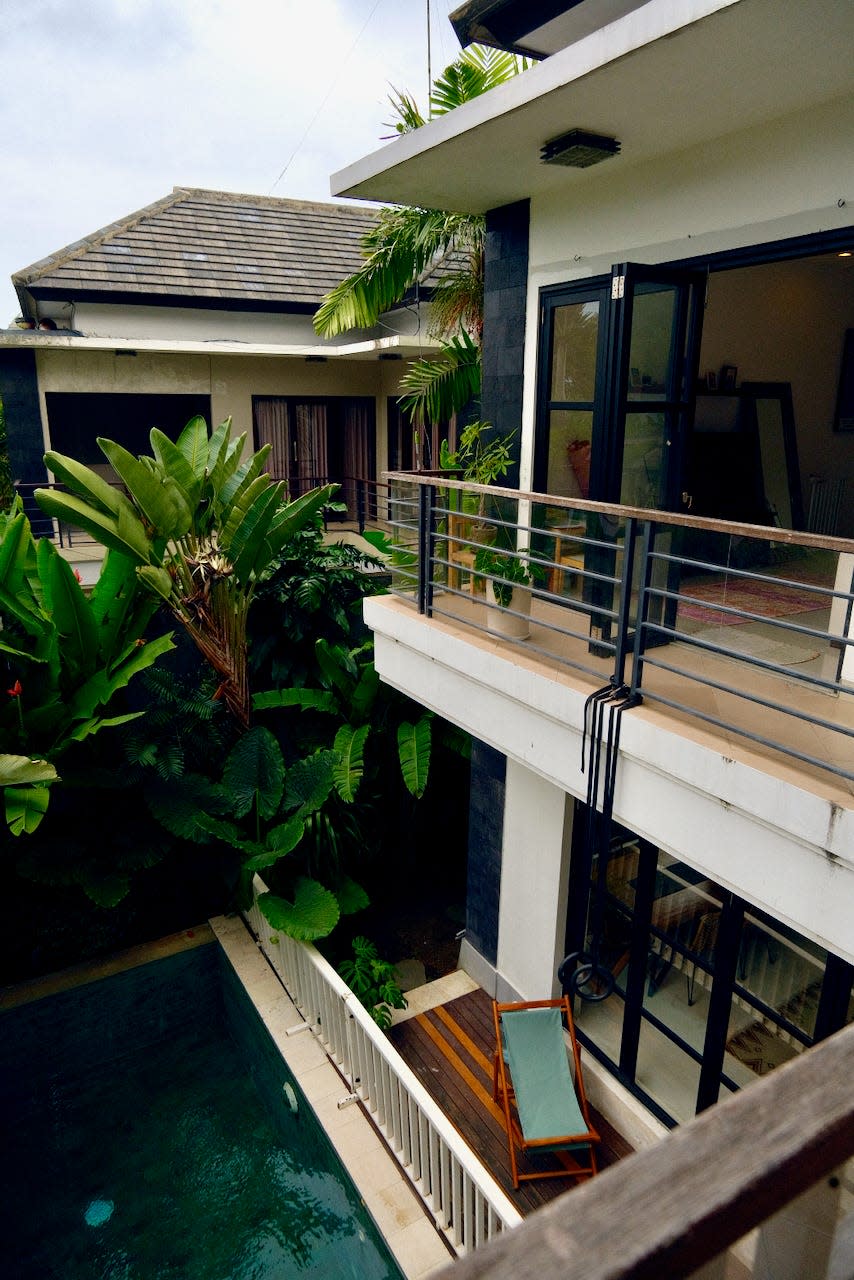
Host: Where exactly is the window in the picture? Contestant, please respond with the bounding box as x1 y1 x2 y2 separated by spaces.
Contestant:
565 806 854 1125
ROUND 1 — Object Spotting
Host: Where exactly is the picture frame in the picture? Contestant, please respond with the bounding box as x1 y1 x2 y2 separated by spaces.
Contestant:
705 371 718 392
834 328 854 432
720 364 738 392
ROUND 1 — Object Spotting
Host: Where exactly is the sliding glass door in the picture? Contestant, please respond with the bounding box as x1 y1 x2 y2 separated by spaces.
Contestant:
253 396 375 519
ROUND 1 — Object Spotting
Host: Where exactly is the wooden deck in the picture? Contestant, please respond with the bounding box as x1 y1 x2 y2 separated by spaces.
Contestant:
388 988 633 1216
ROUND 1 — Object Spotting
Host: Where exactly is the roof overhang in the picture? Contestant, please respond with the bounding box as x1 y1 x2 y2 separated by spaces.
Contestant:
333 0 854 214
0 331 440 362
449 0 653 59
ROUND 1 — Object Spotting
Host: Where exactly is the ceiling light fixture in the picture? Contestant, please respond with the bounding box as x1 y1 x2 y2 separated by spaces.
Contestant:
541 129 621 168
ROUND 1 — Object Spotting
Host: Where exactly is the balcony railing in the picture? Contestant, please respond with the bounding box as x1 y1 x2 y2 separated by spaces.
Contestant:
385 472 854 787
244 878 523 1255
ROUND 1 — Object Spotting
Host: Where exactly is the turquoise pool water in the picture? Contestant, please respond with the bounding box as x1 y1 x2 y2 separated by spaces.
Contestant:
0 942 403 1279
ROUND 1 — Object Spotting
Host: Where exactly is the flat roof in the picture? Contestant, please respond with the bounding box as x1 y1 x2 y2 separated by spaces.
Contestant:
332 0 854 213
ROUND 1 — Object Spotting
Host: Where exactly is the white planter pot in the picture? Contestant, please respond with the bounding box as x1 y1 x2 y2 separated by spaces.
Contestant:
486 581 532 640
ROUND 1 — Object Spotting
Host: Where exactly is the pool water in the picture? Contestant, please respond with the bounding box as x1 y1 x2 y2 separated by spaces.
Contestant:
0 942 403 1280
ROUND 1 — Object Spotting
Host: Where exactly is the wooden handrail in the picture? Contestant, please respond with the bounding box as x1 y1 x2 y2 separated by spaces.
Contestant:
429 1020 854 1280
383 469 854 555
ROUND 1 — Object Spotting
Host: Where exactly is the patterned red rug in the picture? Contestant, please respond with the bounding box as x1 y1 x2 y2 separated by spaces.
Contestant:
678 578 831 626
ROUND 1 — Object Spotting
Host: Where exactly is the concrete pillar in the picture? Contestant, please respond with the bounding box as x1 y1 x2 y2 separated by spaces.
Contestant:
496 759 574 999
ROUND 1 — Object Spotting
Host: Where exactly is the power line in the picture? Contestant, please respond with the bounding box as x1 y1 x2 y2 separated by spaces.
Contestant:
269 0 382 194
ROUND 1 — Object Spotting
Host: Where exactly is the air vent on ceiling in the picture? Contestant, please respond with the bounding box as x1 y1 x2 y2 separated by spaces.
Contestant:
540 129 621 168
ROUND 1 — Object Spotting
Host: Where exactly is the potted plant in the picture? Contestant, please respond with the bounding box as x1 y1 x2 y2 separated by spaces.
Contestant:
474 544 539 639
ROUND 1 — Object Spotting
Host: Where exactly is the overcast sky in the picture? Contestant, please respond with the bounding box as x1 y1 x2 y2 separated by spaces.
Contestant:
0 0 463 321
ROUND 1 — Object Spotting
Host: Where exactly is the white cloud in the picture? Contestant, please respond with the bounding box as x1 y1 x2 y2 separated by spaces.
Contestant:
1 0 461 319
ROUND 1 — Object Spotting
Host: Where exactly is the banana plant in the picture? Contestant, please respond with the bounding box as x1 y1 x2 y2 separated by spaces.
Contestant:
147 724 369 941
35 416 336 727
0 500 175 834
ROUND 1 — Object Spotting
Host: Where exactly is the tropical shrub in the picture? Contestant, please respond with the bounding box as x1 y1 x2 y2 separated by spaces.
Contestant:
35 416 335 726
338 935 407 1031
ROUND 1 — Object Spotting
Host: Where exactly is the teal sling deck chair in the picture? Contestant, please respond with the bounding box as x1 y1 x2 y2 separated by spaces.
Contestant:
492 996 600 1188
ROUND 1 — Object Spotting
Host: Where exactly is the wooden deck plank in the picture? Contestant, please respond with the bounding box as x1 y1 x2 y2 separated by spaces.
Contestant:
389 987 633 1215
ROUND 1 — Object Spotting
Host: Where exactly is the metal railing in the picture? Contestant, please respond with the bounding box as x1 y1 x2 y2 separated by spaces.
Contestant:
16 473 395 546
244 879 522 1254
385 472 854 784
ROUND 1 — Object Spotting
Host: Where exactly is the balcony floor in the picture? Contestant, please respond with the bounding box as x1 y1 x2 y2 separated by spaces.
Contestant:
417 587 854 809
388 987 633 1216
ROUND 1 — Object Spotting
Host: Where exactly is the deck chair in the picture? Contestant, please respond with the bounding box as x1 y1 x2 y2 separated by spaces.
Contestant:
492 997 599 1189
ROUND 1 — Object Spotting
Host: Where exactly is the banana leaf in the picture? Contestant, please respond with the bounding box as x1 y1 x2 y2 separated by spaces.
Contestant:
34 487 151 562
98 439 193 540
149 428 202 510
332 723 370 802
5 783 51 835
174 415 212 483
397 715 432 798
38 539 97 682
43 451 131 517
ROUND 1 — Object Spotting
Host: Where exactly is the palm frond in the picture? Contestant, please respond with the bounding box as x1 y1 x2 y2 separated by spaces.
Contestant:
397 332 482 425
314 207 482 338
430 46 530 116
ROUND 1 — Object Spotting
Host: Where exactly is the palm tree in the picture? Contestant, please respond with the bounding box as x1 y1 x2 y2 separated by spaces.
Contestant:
314 45 528 428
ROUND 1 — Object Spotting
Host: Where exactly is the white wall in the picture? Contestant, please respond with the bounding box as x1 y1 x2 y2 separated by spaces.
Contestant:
34 347 409 468
72 301 425 346
365 597 854 974
518 93 854 498
496 762 574 999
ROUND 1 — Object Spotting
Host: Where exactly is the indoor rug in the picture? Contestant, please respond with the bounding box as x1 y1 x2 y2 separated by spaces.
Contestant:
725 1022 800 1076
677 577 831 626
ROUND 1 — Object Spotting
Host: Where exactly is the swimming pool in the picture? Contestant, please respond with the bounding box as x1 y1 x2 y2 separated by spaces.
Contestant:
0 938 403 1279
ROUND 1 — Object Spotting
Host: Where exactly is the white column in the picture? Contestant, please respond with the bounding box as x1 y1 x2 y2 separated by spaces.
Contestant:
496 760 574 999
831 553 854 686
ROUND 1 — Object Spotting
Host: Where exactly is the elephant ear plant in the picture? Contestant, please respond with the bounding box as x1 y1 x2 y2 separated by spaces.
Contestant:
36 417 335 727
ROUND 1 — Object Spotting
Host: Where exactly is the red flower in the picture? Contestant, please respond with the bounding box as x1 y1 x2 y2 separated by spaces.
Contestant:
6 680 22 698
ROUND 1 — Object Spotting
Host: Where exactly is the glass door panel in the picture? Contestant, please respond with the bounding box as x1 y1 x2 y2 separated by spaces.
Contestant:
607 264 706 514
550 300 601 401
626 286 679 401
620 412 668 508
547 409 593 498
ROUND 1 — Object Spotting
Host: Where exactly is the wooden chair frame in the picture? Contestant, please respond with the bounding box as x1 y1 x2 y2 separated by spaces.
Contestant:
492 996 599 1188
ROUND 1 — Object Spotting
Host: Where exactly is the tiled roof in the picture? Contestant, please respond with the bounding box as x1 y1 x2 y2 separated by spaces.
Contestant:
13 188 381 310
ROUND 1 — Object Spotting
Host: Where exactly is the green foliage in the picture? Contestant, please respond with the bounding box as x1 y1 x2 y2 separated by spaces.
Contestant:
0 500 175 835
383 44 530 135
313 206 483 341
317 47 528 431
35 416 335 726
397 331 483 426
338 935 408 1031
146 724 369 942
474 545 541 607
440 420 515 487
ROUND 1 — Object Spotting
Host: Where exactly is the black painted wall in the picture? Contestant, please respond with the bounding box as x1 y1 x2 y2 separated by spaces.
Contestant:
480 199 530 486
464 740 507 966
462 201 530 968
0 348 48 508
